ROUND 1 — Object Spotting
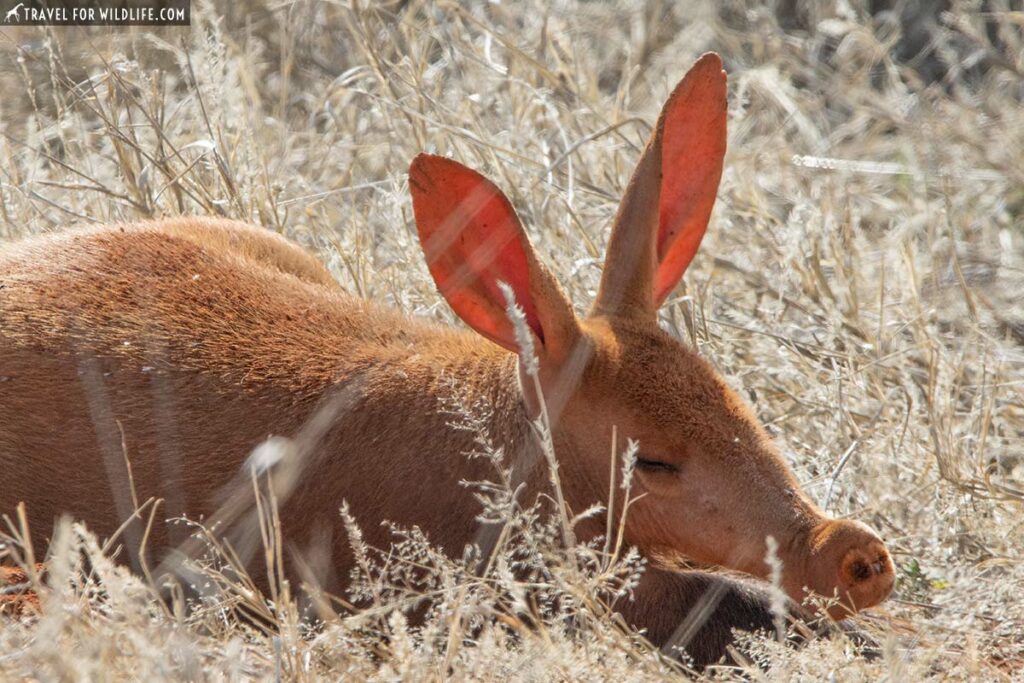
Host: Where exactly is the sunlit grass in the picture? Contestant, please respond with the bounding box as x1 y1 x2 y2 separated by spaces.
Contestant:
1 1 1022 679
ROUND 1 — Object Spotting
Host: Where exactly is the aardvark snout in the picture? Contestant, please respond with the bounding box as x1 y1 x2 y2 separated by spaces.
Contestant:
802 519 895 619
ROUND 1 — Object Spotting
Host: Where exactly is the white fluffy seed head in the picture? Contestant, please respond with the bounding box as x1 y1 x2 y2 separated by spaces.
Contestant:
499 280 539 376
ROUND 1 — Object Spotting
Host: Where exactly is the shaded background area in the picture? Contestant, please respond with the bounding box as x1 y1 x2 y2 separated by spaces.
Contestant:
0 0 1022 679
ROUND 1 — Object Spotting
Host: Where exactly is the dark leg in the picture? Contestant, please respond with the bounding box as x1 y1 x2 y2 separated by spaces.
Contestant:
616 567 784 669
617 567 878 669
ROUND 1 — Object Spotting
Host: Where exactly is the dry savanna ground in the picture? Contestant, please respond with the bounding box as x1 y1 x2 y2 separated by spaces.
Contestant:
1 1 1023 680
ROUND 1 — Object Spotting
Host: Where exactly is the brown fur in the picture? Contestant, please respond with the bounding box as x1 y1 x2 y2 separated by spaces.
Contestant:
0 566 43 617
0 217 888 663
0 218 529 577
0 55 894 667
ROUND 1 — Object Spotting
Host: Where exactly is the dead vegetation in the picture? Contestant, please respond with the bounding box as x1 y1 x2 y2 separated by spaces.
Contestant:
1 0 1023 680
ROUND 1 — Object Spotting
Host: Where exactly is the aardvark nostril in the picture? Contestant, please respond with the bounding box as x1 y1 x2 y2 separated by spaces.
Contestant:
839 543 894 589
848 553 892 583
849 559 872 582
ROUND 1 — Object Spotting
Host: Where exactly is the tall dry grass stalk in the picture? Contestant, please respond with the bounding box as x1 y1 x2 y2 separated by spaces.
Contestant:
1 0 1023 679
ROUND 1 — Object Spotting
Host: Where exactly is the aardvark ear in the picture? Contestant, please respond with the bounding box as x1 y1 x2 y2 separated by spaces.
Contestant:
592 52 728 319
409 154 578 357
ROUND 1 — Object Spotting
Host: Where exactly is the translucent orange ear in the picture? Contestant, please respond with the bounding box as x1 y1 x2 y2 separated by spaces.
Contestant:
593 53 728 318
409 154 576 353
652 53 728 306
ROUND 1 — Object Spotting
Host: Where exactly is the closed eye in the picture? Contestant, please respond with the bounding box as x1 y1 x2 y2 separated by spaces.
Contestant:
636 457 679 474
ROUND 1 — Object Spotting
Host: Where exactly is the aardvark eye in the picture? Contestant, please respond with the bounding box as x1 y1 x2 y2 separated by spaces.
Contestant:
636 457 679 474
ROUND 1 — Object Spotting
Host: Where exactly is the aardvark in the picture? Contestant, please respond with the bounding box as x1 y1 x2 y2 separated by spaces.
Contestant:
0 53 893 666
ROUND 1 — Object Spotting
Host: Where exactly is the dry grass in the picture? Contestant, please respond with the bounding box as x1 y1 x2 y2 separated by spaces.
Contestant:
1 0 1023 680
